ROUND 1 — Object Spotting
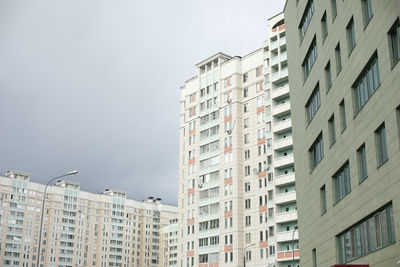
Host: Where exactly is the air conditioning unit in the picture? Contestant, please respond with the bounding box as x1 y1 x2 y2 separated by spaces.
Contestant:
227 99 232 103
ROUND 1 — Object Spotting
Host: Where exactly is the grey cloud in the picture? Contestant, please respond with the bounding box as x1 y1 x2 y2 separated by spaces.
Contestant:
0 0 285 205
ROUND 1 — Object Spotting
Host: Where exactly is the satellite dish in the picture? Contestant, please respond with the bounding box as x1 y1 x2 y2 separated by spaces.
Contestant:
227 130 232 135
198 183 203 188
227 99 232 103
253 168 259 175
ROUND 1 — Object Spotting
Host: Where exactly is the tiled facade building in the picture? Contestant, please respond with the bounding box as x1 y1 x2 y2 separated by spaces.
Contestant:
0 170 177 267
285 0 400 266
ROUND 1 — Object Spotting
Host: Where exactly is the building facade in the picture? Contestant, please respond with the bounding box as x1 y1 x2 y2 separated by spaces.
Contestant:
177 13 299 267
285 0 400 266
0 170 177 267
264 13 299 267
161 218 178 267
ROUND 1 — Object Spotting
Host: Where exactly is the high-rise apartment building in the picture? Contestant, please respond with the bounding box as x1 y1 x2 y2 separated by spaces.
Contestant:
285 0 400 266
263 13 299 267
178 13 299 267
0 170 177 267
161 218 178 267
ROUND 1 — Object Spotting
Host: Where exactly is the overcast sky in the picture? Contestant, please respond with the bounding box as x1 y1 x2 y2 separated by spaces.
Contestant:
0 0 285 205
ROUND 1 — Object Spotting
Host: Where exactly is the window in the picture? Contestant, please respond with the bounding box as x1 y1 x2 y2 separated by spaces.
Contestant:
243 87 249 98
256 66 262 77
243 73 248 83
320 185 326 215
312 248 317 267
328 115 336 147
244 149 250 160
337 203 395 264
309 133 324 171
388 19 400 67
346 17 356 55
353 53 380 113
397 106 400 148
331 0 337 21
357 144 368 182
244 134 250 144
375 123 388 167
245 233 252 244
303 37 318 80
335 43 342 75
299 0 314 40
243 103 249 113
321 11 328 41
244 118 249 129
306 83 321 123
245 199 251 209
339 99 347 132
361 0 373 28
325 61 332 91
245 216 251 226
244 182 250 192
245 166 250 176
333 162 351 204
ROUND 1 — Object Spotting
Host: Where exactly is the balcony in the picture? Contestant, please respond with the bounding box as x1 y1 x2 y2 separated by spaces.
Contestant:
275 173 295 187
276 230 299 243
276 210 298 224
275 190 296 205
271 85 289 100
279 36 286 47
272 69 288 83
272 101 291 117
270 40 278 51
281 68 288 77
280 52 287 63
274 154 294 168
270 55 279 67
273 136 293 151
273 119 291 134
277 249 300 262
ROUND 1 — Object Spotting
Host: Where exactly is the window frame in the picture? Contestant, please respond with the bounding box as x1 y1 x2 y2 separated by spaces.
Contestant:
332 161 351 204
388 18 400 68
352 51 381 115
309 132 324 171
375 123 388 168
357 143 368 183
361 0 373 29
305 83 321 124
346 17 356 56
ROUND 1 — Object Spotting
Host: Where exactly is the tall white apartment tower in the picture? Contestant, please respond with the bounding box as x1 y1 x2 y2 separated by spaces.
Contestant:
178 12 299 267
263 13 299 267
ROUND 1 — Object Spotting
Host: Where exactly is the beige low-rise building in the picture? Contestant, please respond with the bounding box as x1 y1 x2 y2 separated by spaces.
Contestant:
0 170 177 267
285 0 400 266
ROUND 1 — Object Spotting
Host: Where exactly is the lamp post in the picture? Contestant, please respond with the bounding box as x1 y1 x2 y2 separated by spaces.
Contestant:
243 243 255 267
36 170 78 267
292 225 298 267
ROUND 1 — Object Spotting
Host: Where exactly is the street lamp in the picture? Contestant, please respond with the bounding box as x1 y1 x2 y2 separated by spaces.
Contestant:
243 243 255 267
36 170 78 267
292 225 298 267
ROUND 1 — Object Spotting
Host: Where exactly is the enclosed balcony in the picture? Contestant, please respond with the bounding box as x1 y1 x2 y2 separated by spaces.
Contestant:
275 190 296 205
271 85 289 100
276 229 299 243
273 136 293 151
274 154 294 168
272 101 291 117
273 118 291 134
